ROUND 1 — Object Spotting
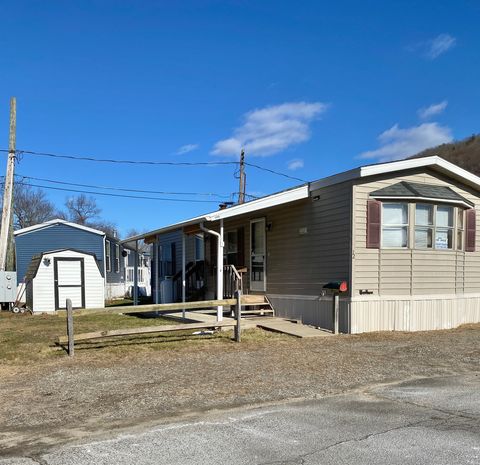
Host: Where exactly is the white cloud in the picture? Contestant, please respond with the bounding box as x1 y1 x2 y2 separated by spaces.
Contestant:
176 143 199 155
425 34 456 59
417 100 448 120
359 123 453 162
287 158 304 171
211 102 328 157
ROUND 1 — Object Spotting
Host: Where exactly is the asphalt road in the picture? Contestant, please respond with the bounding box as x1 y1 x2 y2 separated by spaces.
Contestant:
3 374 479 465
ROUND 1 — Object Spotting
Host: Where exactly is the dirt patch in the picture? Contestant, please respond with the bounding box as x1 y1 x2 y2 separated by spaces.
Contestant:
0 317 479 457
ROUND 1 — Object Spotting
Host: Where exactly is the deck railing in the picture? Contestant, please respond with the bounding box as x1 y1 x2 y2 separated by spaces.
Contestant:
172 261 206 302
223 264 244 298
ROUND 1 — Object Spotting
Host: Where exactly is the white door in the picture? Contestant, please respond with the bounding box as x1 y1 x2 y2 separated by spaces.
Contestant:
54 258 85 309
250 218 266 292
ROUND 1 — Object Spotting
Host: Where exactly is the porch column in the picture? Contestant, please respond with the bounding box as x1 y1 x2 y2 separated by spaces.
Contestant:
217 219 224 321
133 240 139 306
182 231 186 320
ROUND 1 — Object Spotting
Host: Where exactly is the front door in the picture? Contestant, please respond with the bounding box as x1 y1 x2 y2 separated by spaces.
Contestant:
250 218 266 292
54 258 85 310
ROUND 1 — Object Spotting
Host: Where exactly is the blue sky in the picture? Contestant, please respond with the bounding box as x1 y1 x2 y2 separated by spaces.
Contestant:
0 0 479 236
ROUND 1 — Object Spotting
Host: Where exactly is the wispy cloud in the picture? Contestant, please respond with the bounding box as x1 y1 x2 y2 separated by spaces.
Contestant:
211 102 328 157
176 143 199 155
417 100 448 120
359 123 453 162
413 33 456 60
287 158 304 171
427 34 456 59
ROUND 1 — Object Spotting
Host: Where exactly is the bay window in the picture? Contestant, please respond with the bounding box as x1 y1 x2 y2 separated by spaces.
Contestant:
435 206 454 249
457 209 464 251
380 202 465 250
381 203 408 248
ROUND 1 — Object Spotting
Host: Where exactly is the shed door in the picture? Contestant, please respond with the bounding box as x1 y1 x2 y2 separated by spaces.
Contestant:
54 258 85 310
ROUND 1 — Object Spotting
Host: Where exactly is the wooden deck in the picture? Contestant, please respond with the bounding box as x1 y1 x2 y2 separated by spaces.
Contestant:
168 311 331 338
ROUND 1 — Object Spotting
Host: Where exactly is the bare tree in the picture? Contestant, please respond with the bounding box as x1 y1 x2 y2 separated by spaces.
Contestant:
125 228 150 253
64 194 101 224
89 220 118 237
13 184 56 229
61 194 118 236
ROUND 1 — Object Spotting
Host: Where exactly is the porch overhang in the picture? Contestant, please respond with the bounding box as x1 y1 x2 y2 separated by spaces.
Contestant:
121 184 309 244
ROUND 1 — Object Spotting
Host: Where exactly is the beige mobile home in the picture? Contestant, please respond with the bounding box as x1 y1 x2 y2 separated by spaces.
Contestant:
126 156 480 333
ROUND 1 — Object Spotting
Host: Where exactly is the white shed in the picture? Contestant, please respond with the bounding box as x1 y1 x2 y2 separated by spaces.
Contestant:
25 249 105 313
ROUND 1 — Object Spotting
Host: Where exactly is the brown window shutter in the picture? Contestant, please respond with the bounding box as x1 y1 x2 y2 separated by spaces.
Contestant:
237 227 245 267
465 208 476 252
366 200 381 249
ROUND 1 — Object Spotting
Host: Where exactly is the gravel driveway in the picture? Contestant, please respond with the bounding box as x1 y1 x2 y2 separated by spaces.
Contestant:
1 325 479 457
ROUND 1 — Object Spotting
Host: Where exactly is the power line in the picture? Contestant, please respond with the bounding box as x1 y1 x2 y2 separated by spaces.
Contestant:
1 147 308 183
0 149 238 167
13 181 222 203
244 162 307 183
15 174 233 198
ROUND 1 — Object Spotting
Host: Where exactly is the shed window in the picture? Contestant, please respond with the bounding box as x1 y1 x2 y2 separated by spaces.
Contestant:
105 240 111 272
381 203 408 248
114 244 120 273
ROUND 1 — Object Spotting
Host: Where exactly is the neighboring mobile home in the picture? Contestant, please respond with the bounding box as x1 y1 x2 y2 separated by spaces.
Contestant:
125 156 480 333
14 219 150 311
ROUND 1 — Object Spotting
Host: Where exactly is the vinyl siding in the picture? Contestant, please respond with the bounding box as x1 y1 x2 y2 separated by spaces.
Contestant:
151 230 197 299
28 250 104 312
204 181 352 297
15 223 105 283
105 239 129 285
352 168 480 297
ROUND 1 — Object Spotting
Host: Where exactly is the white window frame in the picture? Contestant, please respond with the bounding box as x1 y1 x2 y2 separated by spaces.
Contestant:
457 208 465 251
105 240 111 272
381 202 409 249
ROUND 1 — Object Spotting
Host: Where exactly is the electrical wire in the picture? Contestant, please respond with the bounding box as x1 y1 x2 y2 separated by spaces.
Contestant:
13 181 222 203
14 174 233 198
0 149 237 166
0 148 308 182
244 162 307 183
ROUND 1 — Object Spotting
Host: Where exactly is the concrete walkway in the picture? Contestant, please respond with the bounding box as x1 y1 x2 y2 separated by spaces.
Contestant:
5 374 478 465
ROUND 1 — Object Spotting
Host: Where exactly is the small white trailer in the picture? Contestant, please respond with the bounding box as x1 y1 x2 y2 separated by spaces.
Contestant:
25 249 105 313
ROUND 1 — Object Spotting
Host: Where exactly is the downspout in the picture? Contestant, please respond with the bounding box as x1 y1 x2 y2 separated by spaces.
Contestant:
200 220 224 322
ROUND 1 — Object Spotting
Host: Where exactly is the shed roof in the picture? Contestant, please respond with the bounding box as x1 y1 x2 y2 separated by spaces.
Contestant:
14 219 106 237
370 181 474 207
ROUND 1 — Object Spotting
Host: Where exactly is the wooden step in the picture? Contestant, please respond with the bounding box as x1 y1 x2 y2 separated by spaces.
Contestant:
241 309 274 315
241 295 267 304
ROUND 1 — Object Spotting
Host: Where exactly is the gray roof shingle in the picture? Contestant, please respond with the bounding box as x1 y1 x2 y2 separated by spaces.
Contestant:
370 181 474 206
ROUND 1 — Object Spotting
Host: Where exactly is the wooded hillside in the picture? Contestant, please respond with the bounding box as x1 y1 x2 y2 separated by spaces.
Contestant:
411 134 480 175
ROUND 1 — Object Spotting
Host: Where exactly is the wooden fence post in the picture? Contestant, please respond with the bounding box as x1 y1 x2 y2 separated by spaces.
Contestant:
66 298 74 356
234 290 242 342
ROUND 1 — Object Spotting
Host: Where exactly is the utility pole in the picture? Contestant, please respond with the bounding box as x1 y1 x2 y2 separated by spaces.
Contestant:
0 97 16 271
238 148 246 204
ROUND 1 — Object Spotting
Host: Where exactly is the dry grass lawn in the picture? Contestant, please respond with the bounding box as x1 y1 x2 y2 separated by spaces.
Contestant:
1 310 479 458
0 310 286 367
